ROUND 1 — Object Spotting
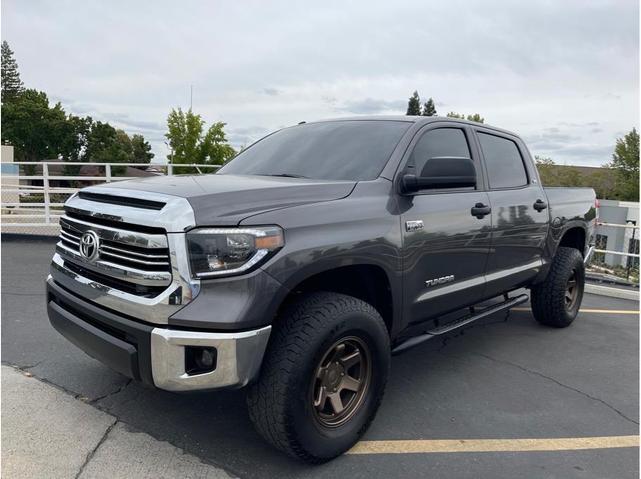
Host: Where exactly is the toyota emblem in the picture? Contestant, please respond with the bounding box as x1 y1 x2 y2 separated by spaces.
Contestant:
79 231 100 262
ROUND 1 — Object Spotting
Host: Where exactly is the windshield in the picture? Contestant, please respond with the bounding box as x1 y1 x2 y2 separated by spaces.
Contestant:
218 120 411 181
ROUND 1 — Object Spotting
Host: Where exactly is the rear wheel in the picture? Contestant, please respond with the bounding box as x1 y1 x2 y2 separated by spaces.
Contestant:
247 292 390 463
531 247 585 327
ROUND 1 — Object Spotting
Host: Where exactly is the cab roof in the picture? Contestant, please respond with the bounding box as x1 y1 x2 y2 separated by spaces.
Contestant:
305 115 519 138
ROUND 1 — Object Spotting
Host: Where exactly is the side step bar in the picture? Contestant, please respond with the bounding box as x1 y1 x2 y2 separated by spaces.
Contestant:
391 293 529 355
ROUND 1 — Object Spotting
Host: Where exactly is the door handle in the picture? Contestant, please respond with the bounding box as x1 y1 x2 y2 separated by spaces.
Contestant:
533 199 548 212
471 203 491 219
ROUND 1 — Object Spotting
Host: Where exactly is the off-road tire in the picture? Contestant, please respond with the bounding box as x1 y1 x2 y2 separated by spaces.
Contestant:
247 292 390 463
531 247 585 327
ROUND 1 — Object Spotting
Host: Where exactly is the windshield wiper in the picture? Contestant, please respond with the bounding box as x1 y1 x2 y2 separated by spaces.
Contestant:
266 173 309 179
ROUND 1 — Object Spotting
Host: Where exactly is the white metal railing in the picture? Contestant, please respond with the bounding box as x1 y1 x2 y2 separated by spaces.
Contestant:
597 222 640 229
1 161 220 228
592 218 639 284
594 221 640 259
1 161 639 262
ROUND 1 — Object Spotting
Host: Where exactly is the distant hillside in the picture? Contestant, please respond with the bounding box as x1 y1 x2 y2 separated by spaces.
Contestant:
536 163 617 200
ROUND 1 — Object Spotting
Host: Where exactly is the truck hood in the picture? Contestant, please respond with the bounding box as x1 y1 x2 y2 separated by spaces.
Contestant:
95 174 356 226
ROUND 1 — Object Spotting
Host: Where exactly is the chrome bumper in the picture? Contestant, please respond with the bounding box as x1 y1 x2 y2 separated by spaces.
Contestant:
47 274 271 392
150 326 271 391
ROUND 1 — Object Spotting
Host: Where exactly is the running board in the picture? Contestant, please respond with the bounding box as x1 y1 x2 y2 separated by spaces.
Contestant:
391 293 529 355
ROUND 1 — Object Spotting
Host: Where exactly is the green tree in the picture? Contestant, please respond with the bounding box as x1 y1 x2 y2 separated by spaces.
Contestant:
557 166 583 187
608 128 639 201
534 156 556 185
131 134 154 166
466 113 484 123
588 169 616 200
60 114 93 177
200 122 236 165
165 108 235 172
60 115 92 162
1 89 68 162
406 91 421 116
535 156 619 199
535 156 583 188
84 122 136 176
422 97 437 116
1 40 24 103
446 112 484 123
165 108 204 165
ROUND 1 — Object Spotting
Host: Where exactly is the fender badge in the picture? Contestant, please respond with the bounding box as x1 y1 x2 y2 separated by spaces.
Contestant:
405 220 424 232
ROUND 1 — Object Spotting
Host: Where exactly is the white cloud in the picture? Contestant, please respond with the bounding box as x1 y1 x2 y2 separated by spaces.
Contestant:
2 0 638 165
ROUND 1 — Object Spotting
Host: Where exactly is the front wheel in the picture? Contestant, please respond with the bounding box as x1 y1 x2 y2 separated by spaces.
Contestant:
530 247 585 327
247 292 390 463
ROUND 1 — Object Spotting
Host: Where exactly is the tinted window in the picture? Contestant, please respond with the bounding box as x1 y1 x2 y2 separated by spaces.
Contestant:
408 128 471 177
478 133 528 188
218 121 410 181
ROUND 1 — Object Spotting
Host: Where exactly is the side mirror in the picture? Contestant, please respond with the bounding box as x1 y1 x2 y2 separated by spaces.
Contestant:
401 157 477 193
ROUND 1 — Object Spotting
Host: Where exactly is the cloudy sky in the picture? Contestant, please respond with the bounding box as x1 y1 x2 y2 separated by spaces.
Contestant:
2 0 639 166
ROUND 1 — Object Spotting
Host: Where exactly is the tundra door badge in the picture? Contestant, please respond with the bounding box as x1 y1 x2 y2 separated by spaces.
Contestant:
425 275 455 288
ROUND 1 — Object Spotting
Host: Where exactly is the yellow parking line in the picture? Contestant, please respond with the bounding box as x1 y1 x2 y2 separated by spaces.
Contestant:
348 436 639 455
512 308 639 315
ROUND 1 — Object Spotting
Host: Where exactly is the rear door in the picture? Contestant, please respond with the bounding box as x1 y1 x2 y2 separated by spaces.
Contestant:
399 123 492 327
474 129 549 297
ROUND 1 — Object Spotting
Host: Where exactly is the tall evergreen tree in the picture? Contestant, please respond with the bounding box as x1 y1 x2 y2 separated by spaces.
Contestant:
1 40 24 103
406 91 421 116
422 97 437 116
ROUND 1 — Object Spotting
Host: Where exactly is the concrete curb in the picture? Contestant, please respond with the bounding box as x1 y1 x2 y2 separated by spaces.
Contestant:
585 283 640 302
1 365 235 479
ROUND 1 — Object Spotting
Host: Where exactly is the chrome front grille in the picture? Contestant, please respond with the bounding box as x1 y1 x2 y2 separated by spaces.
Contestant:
56 215 172 292
49 186 200 325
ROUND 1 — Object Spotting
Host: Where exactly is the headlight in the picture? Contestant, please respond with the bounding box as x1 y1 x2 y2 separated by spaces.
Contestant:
186 226 284 278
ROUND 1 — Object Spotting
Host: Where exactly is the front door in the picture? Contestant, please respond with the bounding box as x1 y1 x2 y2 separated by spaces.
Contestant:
399 125 492 327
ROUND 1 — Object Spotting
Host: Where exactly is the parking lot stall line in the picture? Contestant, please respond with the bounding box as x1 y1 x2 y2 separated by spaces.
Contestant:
348 436 640 455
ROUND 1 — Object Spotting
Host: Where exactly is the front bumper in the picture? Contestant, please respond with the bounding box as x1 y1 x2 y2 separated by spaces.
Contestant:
46 277 271 391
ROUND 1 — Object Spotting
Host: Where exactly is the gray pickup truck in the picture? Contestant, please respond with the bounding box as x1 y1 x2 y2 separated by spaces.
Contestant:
46 116 596 462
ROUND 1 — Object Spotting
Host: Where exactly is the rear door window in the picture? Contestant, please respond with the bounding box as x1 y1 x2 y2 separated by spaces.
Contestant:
477 132 528 189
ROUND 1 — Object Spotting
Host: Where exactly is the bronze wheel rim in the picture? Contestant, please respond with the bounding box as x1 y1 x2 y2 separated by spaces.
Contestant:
311 336 372 428
565 270 579 311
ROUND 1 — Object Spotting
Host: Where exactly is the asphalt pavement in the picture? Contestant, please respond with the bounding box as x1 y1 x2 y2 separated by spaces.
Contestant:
1 237 639 478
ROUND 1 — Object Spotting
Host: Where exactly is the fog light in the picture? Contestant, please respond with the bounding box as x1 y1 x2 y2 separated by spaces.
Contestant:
185 346 217 375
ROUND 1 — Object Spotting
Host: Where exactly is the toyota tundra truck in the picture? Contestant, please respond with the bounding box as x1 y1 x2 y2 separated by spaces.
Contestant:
46 116 597 462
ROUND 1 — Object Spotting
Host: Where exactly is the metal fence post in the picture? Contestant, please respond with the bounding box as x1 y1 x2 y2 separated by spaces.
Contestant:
106 164 112 182
43 162 51 224
627 223 637 280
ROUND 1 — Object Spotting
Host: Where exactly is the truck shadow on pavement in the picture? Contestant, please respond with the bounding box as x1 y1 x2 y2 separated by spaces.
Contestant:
88 313 513 477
